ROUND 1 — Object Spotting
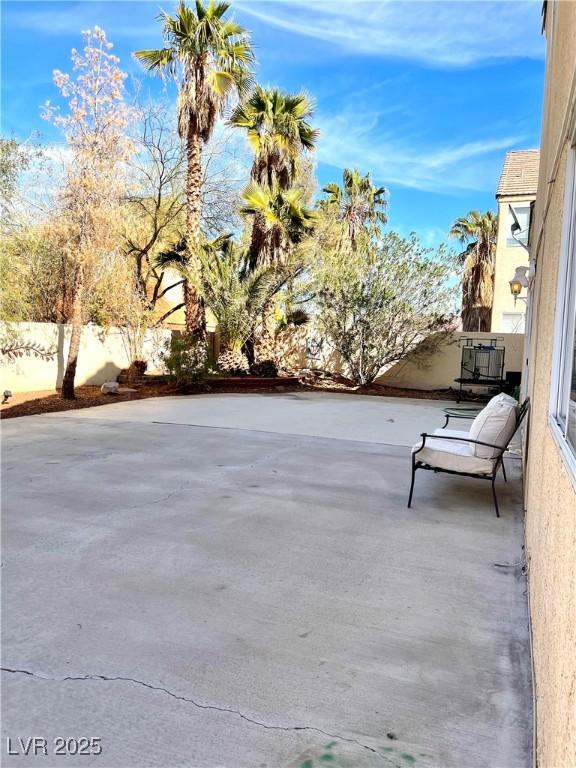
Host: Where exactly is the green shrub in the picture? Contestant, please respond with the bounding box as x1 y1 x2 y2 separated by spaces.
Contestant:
162 334 208 385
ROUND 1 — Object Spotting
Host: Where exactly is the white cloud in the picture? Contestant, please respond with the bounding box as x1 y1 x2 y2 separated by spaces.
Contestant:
8 0 543 66
315 106 525 192
239 0 544 67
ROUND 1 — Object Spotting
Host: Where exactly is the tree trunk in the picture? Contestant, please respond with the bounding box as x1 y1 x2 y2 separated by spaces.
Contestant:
61 263 85 400
185 127 206 339
183 279 204 339
461 288 494 332
461 250 494 333
462 305 492 332
254 298 277 363
243 336 255 368
248 213 267 272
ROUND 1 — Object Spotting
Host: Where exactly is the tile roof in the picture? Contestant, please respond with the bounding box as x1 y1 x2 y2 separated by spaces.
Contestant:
496 150 540 198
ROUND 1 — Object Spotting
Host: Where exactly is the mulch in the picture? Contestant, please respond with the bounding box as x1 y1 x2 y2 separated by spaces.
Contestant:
0 384 180 420
1 377 461 420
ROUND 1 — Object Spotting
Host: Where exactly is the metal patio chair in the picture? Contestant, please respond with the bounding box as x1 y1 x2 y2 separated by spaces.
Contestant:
407 398 529 517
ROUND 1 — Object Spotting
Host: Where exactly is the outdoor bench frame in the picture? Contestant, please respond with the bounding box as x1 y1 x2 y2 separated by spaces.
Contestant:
407 399 530 517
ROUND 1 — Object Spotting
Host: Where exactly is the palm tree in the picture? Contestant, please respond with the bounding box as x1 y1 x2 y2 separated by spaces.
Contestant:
450 210 498 332
197 236 293 357
239 181 315 364
230 87 318 270
135 0 254 335
240 181 317 270
322 168 387 247
230 86 318 189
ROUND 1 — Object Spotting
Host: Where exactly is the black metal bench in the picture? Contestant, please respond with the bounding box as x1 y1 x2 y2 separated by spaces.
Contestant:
408 399 529 517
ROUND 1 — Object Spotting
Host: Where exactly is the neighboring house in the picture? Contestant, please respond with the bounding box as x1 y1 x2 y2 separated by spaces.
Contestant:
492 149 540 333
523 2 576 766
152 267 219 337
154 267 187 329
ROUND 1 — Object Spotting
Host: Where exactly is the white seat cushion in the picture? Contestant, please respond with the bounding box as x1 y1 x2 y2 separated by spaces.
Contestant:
469 398 518 459
412 435 495 475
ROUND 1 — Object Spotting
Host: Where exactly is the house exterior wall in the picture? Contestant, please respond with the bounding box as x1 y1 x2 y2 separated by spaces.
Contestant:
491 196 532 333
524 2 576 766
155 269 218 332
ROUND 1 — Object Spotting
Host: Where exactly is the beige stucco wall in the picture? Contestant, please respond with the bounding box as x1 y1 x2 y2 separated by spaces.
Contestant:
524 2 576 766
377 331 524 391
1 322 172 393
491 196 531 333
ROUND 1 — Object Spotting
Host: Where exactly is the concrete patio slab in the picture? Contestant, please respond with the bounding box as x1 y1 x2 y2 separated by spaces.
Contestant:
43 391 455 446
1 394 531 768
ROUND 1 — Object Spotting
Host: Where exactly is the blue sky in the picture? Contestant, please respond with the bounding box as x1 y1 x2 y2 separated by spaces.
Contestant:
1 0 545 248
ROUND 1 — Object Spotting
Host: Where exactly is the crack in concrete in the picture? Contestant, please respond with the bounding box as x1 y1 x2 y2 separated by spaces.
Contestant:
126 483 188 510
2 666 401 766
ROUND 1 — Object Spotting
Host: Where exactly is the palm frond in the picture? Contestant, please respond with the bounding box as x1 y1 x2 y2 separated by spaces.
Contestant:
154 237 188 271
136 0 254 145
133 47 175 74
229 85 317 193
321 168 387 240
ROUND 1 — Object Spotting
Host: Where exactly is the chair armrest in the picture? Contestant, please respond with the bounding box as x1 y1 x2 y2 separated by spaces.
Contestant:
414 432 506 456
444 413 476 428
442 408 482 428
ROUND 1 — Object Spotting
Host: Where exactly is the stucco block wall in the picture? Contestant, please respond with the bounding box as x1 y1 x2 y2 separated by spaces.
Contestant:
2 322 171 393
524 2 576 766
377 331 524 391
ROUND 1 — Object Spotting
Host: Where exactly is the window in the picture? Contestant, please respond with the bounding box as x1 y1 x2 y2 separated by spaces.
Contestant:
506 205 531 246
551 147 576 465
502 312 526 334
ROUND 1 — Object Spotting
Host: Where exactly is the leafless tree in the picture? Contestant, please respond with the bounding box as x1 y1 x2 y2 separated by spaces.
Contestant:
123 103 187 320
122 106 250 327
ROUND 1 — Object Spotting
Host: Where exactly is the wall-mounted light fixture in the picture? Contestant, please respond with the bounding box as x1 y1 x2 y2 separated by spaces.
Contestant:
509 265 530 305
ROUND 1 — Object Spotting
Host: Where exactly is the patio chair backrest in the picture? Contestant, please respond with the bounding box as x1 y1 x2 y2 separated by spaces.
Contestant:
469 396 519 459
516 397 530 428
485 392 519 410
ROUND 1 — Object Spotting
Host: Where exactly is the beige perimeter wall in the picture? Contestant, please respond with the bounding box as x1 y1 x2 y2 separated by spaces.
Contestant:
524 2 576 766
376 331 524 391
2 322 172 393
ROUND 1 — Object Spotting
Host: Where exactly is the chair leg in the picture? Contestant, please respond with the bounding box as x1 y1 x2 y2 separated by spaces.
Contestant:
407 458 417 508
491 475 500 518
442 414 449 428
501 459 507 482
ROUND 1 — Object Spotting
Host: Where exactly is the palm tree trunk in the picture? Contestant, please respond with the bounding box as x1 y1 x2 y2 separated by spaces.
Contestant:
462 306 491 333
183 279 202 336
185 127 206 338
61 263 84 400
461 249 494 332
243 336 255 368
248 213 267 272
255 299 277 363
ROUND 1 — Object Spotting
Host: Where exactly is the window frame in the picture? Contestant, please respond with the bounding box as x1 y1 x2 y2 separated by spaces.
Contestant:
506 204 531 247
501 312 526 334
549 144 576 485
